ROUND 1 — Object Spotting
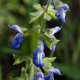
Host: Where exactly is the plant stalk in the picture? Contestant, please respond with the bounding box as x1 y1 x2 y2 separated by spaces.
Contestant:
40 0 51 34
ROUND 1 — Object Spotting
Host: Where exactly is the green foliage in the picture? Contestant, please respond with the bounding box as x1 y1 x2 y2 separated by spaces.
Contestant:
43 57 56 62
33 4 43 10
43 35 59 50
43 12 52 21
29 10 44 23
13 54 31 65
21 67 28 80
10 76 17 80
42 57 56 72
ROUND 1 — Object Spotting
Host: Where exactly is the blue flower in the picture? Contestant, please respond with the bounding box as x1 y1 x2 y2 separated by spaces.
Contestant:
45 68 61 80
44 26 61 51
55 4 69 23
45 0 56 9
45 0 69 23
32 72 44 80
33 46 45 67
11 25 24 49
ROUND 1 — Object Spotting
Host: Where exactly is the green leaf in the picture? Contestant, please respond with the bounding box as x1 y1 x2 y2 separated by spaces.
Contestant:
42 57 56 72
37 35 44 46
43 57 56 63
21 27 36 36
29 10 44 23
43 58 54 72
33 25 40 33
43 35 55 50
21 67 28 80
48 10 58 20
43 12 51 21
33 4 43 10
13 54 30 65
10 76 17 80
25 59 32 70
53 63 80 79
23 29 36 36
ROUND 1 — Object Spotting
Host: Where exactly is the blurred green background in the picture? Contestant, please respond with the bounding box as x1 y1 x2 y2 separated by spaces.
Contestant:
0 0 80 80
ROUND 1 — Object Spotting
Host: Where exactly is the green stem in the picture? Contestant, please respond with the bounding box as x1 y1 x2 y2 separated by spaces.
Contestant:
50 51 54 57
29 62 34 80
40 0 51 34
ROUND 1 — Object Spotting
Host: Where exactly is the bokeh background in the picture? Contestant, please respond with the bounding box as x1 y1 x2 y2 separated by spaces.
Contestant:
0 0 80 80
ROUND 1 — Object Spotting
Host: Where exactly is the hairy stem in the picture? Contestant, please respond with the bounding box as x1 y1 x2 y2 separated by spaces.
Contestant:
40 0 51 34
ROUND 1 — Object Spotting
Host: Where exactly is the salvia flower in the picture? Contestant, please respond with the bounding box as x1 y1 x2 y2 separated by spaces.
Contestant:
33 46 45 67
45 68 61 80
10 25 24 49
55 4 69 23
44 26 61 51
32 72 44 80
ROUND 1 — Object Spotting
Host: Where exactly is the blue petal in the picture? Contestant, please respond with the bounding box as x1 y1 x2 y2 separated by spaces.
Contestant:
45 0 56 9
11 25 23 33
36 72 44 78
33 55 45 67
45 75 50 80
44 41 55 52
52 46 55 52
32 77 35 80
12 33 24 49
48 68 61 75
58 4 69 10
55 9 66 23
32 72 44 80
42 52 45 58
12 38 20 49
33 46 45 67
52 26 61 34
43 41 48 48
45 75 54 80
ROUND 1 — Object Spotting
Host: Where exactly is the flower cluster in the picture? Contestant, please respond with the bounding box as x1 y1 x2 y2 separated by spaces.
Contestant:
10 0 69 80
46 0 69 23
32 68 61 80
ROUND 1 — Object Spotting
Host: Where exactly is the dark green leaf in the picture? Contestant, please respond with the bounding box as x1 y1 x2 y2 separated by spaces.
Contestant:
10 76 17 80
